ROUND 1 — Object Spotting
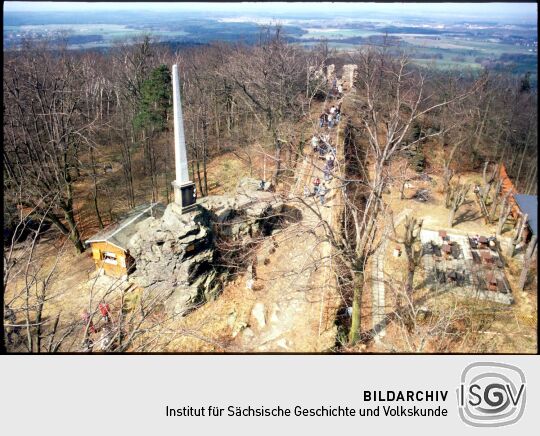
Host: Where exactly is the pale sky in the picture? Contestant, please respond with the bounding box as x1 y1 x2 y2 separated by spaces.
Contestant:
4 2 538 22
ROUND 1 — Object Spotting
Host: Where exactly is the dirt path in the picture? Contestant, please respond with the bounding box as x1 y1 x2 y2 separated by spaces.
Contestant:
236 207 334 351
236 111 344 351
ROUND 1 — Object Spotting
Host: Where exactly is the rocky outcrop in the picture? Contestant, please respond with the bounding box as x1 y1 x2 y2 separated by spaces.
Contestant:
127 204 220 315
199 177 284 240
126 178 291 315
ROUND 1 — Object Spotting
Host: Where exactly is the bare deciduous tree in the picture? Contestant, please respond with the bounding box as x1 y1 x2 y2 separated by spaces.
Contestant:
391 215 423 294
447 182 471 227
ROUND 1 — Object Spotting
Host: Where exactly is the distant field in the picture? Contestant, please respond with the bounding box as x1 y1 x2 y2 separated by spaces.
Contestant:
4 23 145 47
399 34 534 55
413 58 483 70
3 20 536 79
295 28 537 75
299 28 379 39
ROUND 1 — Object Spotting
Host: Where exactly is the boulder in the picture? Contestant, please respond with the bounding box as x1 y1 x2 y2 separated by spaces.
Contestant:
201 182 283 241
251 302 266 328
127 204 218 315
241 327 255 340
198 195 236 223
269 303 281 324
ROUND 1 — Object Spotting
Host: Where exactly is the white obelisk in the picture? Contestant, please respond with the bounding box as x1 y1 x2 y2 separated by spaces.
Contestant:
171 64 196 213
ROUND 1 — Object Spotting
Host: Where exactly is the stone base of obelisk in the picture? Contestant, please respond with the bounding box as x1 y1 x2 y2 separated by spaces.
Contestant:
171 180 197 214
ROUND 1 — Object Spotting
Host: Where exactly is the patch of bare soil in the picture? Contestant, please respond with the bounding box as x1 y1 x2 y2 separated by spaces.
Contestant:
364 156 537 353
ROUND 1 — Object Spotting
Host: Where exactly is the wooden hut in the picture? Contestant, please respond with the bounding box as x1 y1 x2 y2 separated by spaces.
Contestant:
85 203 165 279
514 194 537 244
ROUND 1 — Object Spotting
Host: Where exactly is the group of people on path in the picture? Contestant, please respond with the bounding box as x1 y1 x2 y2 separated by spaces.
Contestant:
305 177 329 206
311 133 336 157
319 101 342 129
307 120 339 205
305 86 345 207
329 76 344 99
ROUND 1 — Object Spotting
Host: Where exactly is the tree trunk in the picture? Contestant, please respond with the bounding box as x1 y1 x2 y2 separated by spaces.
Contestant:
497 201 511 236
507 214 528 258
448 208 456 227
518 236 537 291
149 141 158 203
202 150 209 197
196 160 204 198
405 244 416 293
202 119 209 196
0 306 6 353
35 296 44 353
25 286 33 352
348 269 364 345
272 135 282 185
120 119 135 209
64 209 85 253
473 98 490 151
489 179 502 221
525 165 537 195
515 127 532 189
90 147 104 229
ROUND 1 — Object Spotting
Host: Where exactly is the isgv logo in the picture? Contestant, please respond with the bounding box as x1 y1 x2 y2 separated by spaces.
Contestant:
457 362 526 427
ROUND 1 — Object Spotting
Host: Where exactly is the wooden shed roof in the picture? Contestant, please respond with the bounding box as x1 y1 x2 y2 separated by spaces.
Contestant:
85 203 165 250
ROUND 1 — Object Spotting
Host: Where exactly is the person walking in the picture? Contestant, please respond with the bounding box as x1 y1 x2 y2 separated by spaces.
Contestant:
99 302 111 324
336 101 342 122
328 113 334 129
313 177 321 196
319 184 327 205
323 168 331 181
311 134 319 153
326 154 335 170
319 112 327 128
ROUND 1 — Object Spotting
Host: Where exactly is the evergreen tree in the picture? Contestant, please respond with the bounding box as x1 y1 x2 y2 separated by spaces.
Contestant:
134 64 172 132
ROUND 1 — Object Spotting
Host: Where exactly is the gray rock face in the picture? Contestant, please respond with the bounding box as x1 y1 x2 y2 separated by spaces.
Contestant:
127 204 218 315
126 178 290 316
199 177 284 241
